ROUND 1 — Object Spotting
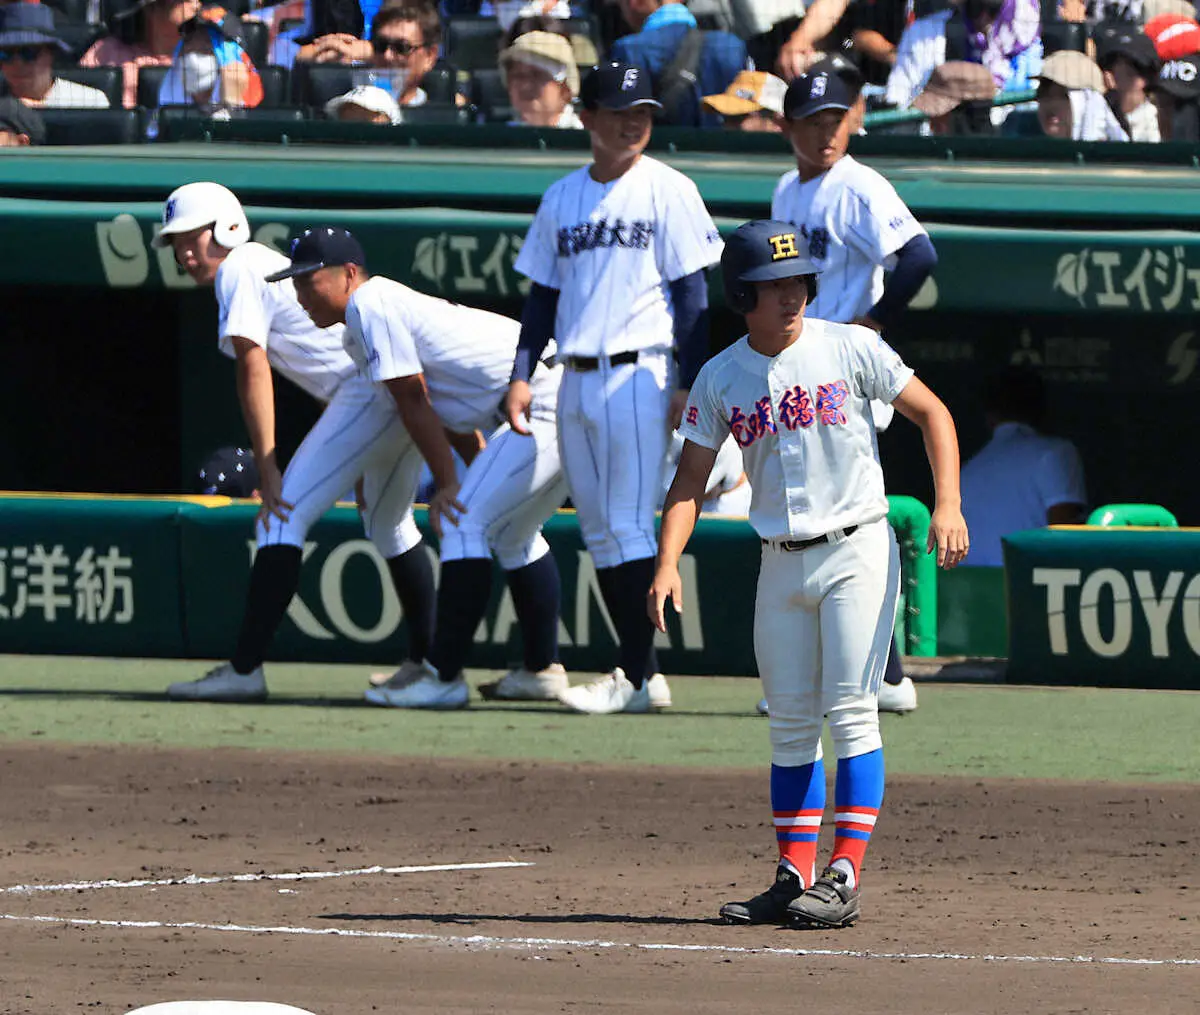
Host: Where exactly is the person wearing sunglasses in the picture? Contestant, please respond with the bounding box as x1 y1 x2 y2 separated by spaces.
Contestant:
0 2 109 108
359 3 440 107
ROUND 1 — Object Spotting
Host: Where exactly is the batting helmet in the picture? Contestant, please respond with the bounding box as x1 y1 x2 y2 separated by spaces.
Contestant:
152 182 250 250
721 219 820 314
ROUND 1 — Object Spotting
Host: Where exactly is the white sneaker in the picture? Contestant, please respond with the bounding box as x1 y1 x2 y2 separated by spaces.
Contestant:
557 669 650 715
367 659 427 690
647 672 672 709
167 663 267 703
756 697 769 716
489 662 570 700
878 676 918 714
364 663 469 709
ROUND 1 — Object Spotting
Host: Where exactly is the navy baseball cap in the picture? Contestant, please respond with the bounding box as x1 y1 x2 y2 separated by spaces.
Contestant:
265 226 366 282
721 219 821 285
196 446 259 497
783 67 857 120
579 61 663 111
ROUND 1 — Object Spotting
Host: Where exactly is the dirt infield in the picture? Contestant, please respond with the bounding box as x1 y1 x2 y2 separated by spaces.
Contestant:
0 742 1195 1015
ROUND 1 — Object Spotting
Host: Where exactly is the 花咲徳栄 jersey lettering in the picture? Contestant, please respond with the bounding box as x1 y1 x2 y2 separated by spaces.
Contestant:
679 319 914 541
770 156 927 325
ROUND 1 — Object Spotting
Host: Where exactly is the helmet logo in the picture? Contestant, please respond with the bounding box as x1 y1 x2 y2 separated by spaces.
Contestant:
768 232 799 260
164 197 178 224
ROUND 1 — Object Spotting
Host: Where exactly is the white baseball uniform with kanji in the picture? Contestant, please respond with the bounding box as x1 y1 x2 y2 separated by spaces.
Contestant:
515 154 724 566
345 276 566 569
216 241 421 557
678 319 910 765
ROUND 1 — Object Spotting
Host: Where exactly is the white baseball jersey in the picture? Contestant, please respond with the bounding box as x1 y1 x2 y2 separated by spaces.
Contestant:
216 242 356 402
770 156 926 324
514 155 724 357
345 276 557 433
663 432 749 515
679 319 914 541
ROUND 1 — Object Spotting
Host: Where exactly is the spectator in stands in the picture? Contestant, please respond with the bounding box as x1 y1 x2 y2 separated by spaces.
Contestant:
1144 11 1200 62
911 59 998 133
499 29 582 127
0 92 43 143
1036 49 1129 138
353 3 440 106
0 3 109 107
776 0 912 87
886 0 1043 113
157 14 262 109
701 68 785 131
1154 50 1200 138
504 13 598 67
81 0 201 108
1096 24 1161 140
324 81 402 120
960 366 1087 568
609 0 749 127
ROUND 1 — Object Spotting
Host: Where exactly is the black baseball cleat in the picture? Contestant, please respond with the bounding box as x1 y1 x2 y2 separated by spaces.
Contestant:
719 864 805 925
787 866 860 929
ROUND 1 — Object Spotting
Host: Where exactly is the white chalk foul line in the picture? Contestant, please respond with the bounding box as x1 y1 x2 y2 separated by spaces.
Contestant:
1 861 534 895
1 913 1197 967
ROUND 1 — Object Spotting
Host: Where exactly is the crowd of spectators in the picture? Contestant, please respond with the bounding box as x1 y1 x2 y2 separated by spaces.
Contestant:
2 0 1200 142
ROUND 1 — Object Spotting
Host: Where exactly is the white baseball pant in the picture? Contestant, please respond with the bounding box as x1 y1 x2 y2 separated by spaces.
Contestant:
754 518 901 767
555 350 672 568
256 373 423 558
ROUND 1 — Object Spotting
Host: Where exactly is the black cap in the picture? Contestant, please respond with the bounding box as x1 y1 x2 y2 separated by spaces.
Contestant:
721 219 821 286
783 67 857 120
1096 26 1160 74
805 52 864 91
196 446 259 497
0 96 45 144
1159 54 1200 98
265 226 366 282
579 61 663 111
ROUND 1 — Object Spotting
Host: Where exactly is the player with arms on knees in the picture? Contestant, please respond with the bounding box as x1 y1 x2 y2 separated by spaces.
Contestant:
268 227 570 709
506 61 724 714
159 184 435 703
772 63 939 715
650 221 967 928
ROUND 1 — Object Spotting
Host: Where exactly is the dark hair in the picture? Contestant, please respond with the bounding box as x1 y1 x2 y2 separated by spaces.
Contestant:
372 2 441 48
503 14 570 48
984 365 1045 426
947 99 996 135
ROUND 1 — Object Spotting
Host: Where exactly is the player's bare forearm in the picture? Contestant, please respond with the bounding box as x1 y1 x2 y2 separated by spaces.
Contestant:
447 428 485 466
852 29 897 64
656 441 718 569
788 0 851 51
232 339 276 462
386 375 459 489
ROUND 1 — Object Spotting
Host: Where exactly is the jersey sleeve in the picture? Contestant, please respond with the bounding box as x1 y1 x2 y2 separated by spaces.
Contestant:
216 257 272 356
514 189 562 290
677 361 729 450
657 173 724 282
1035 440 1088 511
843 173 927 268
350 285 423 384
852 328 915 403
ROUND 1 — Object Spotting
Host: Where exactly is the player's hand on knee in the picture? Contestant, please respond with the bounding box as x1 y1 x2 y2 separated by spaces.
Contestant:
647 565 683 633
667 388 689 431
927 506 969 569
255 461 294 532
428 481 467 537
504 381 534 436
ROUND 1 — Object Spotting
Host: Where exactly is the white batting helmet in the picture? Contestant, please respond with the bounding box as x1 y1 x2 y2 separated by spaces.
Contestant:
152 181 250 250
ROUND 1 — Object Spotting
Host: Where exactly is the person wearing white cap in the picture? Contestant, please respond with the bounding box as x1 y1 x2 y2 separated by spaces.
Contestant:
500 30 582 128
324 83 402 124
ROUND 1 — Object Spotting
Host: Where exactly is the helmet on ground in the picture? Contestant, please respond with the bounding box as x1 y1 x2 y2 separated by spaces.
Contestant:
720 219 820 314
153 181 250 250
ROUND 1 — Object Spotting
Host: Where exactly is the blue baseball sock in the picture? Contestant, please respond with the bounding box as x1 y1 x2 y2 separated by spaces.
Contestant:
426 557 493 681
770 759 826 887
831 748 886 888
505 553 561 672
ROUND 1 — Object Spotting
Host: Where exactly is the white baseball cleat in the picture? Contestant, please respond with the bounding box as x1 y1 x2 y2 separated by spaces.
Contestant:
367 658 428 690
364 662 469 709
878 676 918 714
490 662 570 700
557 668 650 714
166 663 267 703
647 672 672 709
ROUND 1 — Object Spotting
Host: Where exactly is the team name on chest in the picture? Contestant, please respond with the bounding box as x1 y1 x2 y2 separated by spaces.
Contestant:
796 223 831 260
557 217 655 258
719 380 850 449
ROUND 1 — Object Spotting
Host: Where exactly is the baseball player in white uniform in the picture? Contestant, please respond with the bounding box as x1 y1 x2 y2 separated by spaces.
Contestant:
158 184 436 704
650 220 966 928
266 227 571 709
506 61 725 715
772 63 940 714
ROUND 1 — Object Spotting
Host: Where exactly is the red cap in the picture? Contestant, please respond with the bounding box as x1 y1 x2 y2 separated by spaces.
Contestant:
1145 13 1200 60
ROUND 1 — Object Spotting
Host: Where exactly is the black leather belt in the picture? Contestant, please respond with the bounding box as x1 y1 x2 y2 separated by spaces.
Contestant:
763 526 858 552
565 351 639 371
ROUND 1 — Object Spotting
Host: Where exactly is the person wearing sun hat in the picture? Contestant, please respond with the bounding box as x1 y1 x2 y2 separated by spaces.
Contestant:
702 69 786 131
499 29 582 128
0 2 110 108
1035 49 1129 140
